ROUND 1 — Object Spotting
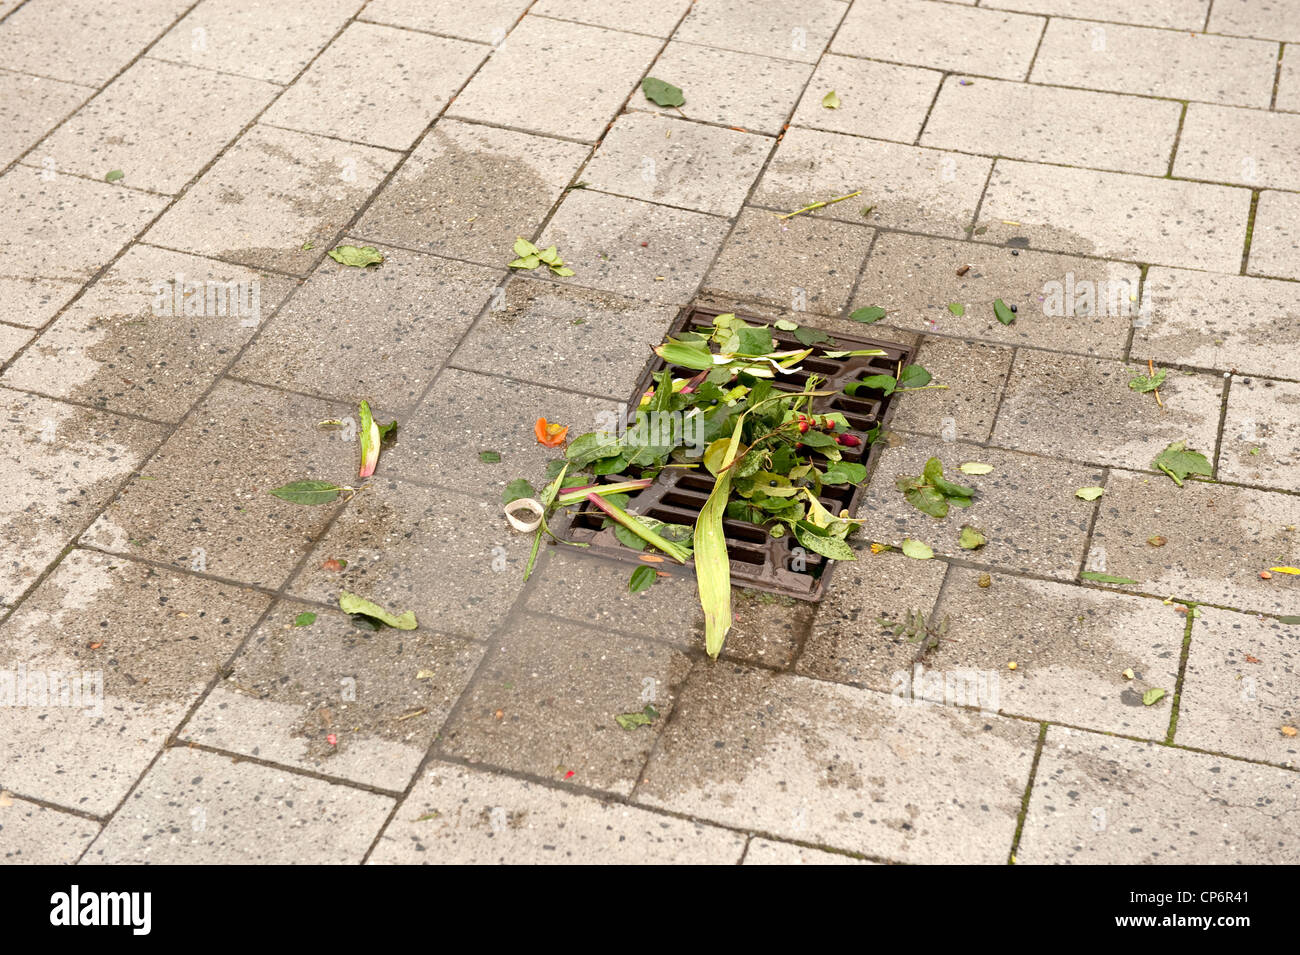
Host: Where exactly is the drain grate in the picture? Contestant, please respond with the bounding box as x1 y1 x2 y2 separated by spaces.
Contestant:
566 306 914 600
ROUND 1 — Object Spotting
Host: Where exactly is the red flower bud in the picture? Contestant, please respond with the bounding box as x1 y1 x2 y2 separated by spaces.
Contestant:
836 433 861 447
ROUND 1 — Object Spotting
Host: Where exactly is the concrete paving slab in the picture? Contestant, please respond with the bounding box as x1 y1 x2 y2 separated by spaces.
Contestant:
0 68 94 168
0 796 99 864
792 56 941 144
533 0 691 37
673 0 846 64
1175 104 1300 190
1220 376 1300 491
889 337 1013 443
360 0 530 44
1246 190 1300 280
1018 726 1300 863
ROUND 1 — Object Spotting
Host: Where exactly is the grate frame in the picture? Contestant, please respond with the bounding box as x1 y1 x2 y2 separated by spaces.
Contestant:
563 306 915 600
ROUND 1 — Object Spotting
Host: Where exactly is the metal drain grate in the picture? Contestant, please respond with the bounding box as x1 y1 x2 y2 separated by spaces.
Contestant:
566 306 914 600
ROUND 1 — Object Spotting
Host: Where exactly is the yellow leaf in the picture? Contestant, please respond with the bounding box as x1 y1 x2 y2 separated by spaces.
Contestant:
1268 566 1300 575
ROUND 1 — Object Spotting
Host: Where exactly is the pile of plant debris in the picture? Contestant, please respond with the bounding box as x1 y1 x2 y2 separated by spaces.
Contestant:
504 313 934 658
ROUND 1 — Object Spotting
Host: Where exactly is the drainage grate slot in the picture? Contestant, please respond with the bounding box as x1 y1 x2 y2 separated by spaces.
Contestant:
565 306 914 600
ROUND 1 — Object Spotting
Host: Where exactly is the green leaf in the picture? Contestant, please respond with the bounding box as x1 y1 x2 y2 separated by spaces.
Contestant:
615 704 659 730
565 431 624 468
849 306 886 324
327 244 384 267
697 416 743 658
774 319 799 331
923 457 974 498
947 302 965 316
105 169 124 182
479 450 501 463
897 364 932 389
958 525 986 550
959 462 993 475
1128 368 1168 393
549 265 575 277
269 480 349 505
537 245 560 265
1152 441 1212 487
641 76 685 107
1142 688 1167 706
793 325 832 347
900 538 934 560
794 522 856 561
513 237 539 258
358 399 381 477
1076 486 1105 501
293 612 317 627
821 90 841 109
903 482 949 518
1080 571 1139 585
853 374 896 396
821 461 867 485
734 325 774 356
508 254 540 269
502 478 535 504
338 591 417 630
654 336 714 370
993 298 1015 325
628 565 658 593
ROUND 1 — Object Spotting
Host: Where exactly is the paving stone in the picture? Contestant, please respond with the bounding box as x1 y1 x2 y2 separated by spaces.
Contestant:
744 839 873 864
370 761 744 864
522 548 696 637
797 550 948 689
1177 607 1298 766
0 166 168 284
1018 727 1300 863
234 244 499 410
702 207 874 316
1087 470 1300 615
448 16 660 142
853 233 1140 359
288 479 534 641
360 0 530 44
1219 376 1300 491
1246 189 1300 280
438 614 692 796
0 69 93 168
82 746 394 863
0 390 164 604
1174 104 1300 190
981 0 1208 29
1031 19 1276 108
184 600 485 790
889 337 1013 443
976 160 1251 272
672 0 846 64
0 277 83 331
933 569 1181 737
690 588 815 668
80 379 358 590
635 664 1038 863
1209 0 1300 42
1278 45 1300 112
631 41 812 135
753 127 991 239
922 77 1182 176
0 0 190 85
356 120 588 267
832 0 1044 80
0 549 269 815
536 190 730 305
0 797 99 864
532 0 691 36
580 112 772 217
992 353 1225 471
791 56 941 144
1134 267 1300 379
150 0 363 84
3 245 295 423
856 436 1104 580
31 59 277 196
384 367 613 502
0 325 34 363
452 279 678 399
262 23 484 151
144 124 399 274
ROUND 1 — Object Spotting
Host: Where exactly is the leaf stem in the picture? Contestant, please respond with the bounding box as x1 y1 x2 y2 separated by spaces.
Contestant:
778 190 862 220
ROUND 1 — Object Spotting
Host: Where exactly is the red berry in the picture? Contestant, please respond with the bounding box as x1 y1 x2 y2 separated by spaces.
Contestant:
798 417 810 433
837 433 861 447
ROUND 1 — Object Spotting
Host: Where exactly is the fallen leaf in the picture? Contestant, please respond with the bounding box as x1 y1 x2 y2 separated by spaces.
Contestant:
993 298 1015 325
629 565 657 593
1122 668 1134 680
479 450 501 463
849 306 886 324
1269 566 1300 575
1081 571 1139 585
821 90 841 109
416 669 436 679
269 480 353 506
615 704 659 730
105 169 124 182
339 591 417 630
641 76 685 107
959 462 993 474
327 244 384 267
293 612 317 627
321 558 347 572
900 538 933 560
1076 487 1105 501
1142 688 1167 706
957 525 986 550
1147 536 1167 547
947 302 965 317
1152 441 1212 486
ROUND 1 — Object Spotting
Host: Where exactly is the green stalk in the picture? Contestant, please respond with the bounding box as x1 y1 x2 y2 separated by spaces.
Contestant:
584 493 690 563
696 415 743 659
554 479 651 507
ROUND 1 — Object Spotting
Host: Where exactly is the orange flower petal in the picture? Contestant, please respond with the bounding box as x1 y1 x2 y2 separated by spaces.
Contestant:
534 417 568 448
